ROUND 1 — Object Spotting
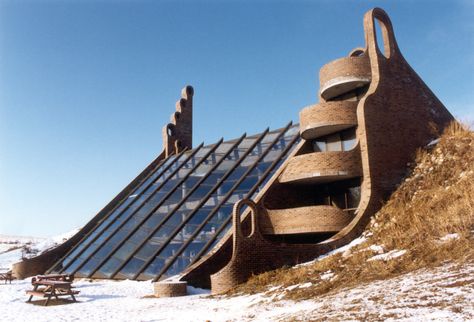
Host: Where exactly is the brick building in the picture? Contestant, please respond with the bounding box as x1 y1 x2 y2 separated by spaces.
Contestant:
14 8 453 296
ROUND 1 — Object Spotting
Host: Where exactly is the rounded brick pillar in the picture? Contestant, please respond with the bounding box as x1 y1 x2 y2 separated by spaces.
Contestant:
154 281 187 297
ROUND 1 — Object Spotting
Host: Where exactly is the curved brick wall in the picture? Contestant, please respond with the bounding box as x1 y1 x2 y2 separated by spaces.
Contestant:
319 55 371 100
183 8 454 295
279 146 362 184
260 205 352 234
299 101 358 140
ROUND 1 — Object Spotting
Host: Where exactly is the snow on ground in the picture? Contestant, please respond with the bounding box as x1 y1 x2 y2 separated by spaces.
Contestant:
367 249 407 262
0 230 78 271
0 248 23 271
1 261 473 321
0 235 47 244
294 234 368 268
439 233 460 243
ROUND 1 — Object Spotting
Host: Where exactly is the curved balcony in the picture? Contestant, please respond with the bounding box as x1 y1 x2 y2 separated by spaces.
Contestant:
299 101 358 140
260 205 352 234
319 55 371 101
279 146 362 184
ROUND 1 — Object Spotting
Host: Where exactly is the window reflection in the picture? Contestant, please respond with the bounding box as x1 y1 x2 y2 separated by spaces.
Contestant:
312 128 356 152
313 179 361 212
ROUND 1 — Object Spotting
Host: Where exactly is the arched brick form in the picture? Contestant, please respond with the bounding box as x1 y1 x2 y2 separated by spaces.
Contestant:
162 85 193 157
179 8 454 293
210 199 265 294
299 101 358 140
278 145 362 184
210 200 352 294
319 54 371 101
13 87 194 279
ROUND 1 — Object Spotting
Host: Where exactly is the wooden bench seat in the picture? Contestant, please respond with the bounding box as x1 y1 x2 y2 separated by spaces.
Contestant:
26 291 50 297
56 289 80 295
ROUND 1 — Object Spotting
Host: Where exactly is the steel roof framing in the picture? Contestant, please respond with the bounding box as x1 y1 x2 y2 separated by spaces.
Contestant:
48 150 186 274
188 129 300 267
62 142 207 275
152 122 293 281
107 134 249 279
75 140 224 278
127 127 271 280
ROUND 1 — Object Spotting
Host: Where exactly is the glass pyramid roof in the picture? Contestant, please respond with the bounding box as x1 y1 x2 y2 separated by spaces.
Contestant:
49 123 300 281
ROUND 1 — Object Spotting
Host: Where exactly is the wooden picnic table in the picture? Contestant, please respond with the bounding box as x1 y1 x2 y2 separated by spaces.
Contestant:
0 271 13 284
26 279 79 306
32 274 74 283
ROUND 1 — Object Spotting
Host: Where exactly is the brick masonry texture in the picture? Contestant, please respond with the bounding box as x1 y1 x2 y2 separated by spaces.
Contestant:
162 86 193 157
319 54 371 100
179 7 454 294
260 205 352 234
13 8 456 295
299 101 358 139
154 281 187 297
278 146 362 184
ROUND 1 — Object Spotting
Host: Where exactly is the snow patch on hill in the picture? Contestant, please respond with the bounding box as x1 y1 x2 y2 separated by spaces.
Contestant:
0 229 78 271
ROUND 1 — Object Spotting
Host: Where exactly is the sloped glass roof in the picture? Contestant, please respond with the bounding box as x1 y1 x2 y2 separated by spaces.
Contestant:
49 123 300 281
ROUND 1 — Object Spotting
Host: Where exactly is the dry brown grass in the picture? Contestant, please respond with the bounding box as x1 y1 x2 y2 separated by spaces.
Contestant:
234 122 474 299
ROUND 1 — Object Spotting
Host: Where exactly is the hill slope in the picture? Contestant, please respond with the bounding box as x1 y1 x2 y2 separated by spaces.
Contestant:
0 230 78 271
236 122 474 300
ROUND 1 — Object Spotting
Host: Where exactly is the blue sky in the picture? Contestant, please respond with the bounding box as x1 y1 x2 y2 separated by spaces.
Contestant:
0 0 472 237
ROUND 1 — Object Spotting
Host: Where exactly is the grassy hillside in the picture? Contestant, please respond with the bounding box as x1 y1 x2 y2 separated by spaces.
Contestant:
235 122 474 299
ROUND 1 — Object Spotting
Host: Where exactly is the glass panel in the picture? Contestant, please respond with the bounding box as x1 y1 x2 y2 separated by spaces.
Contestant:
94 143 227 276
95 257 122 279
285 125 299 136
140 130 291 278
124 140 245 278
58 125 301 280
331 192 346 209
347 186 361 209
342 128 357 151
260 132 279 144
83 147 215 275
326 133 342 151
115 257 145 279
134 242 159 261
141 243 182 277
312 140 326 152
56 155 181 272
76 256 101 276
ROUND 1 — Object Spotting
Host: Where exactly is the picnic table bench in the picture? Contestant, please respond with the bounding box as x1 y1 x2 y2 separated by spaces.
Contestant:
0 271 13 284
26 276 79 306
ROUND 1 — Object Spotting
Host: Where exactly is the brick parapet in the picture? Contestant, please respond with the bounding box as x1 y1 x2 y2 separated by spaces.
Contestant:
279 146 362 184
319 55 371 101
260 205 352 234
299 101 358 140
